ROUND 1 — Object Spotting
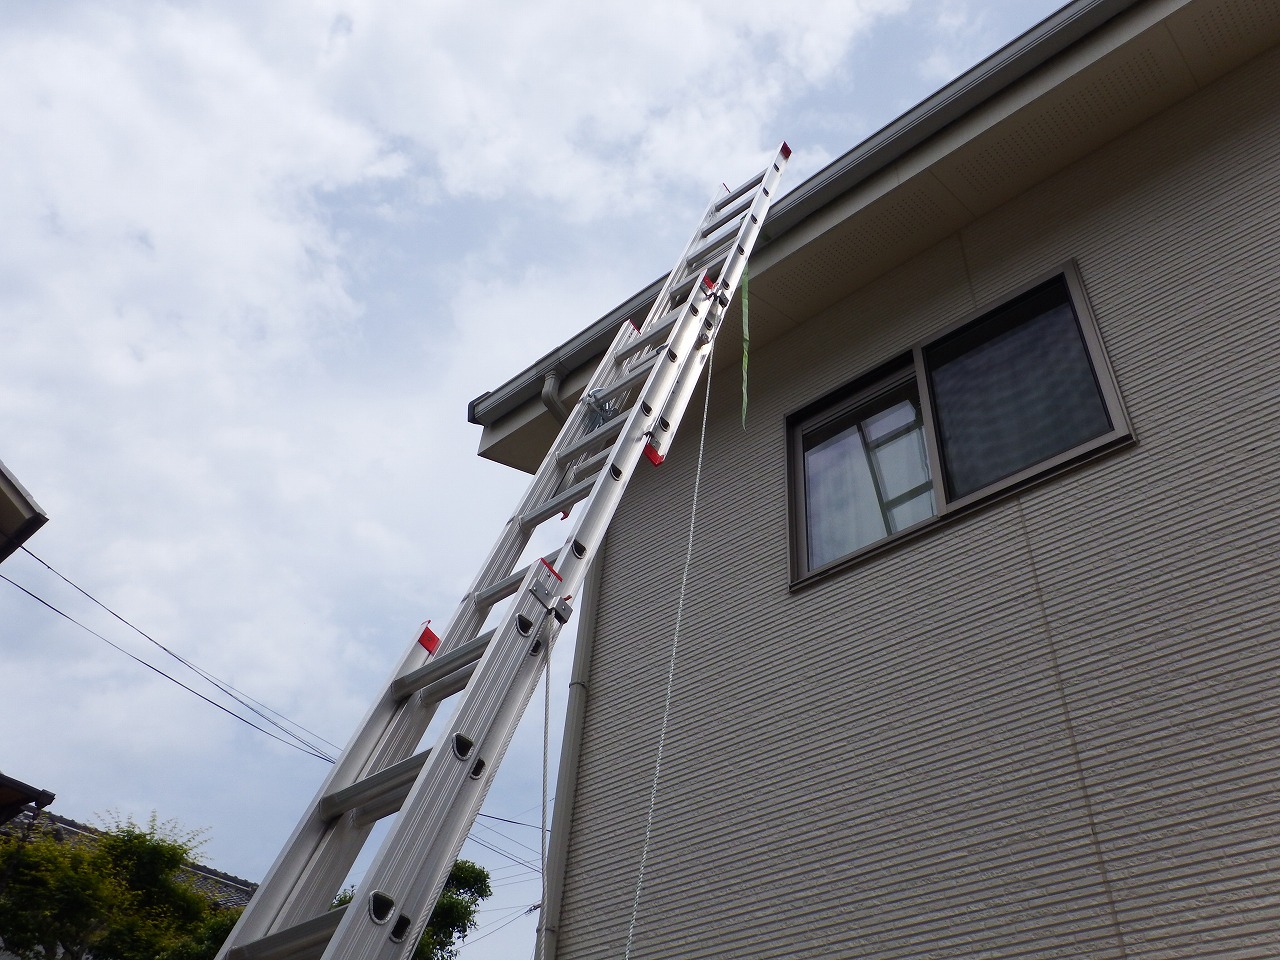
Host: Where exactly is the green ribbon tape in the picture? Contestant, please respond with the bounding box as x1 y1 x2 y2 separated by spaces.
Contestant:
741 263 749 430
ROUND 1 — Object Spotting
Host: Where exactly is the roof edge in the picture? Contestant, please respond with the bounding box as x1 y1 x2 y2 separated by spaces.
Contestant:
468 0 1144 429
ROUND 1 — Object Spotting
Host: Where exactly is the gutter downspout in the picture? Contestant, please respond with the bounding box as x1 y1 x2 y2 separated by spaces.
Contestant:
541 370 571 425
536 555 603 960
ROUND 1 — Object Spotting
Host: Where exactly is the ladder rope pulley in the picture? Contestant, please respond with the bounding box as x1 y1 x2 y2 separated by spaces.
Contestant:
216 143 790 960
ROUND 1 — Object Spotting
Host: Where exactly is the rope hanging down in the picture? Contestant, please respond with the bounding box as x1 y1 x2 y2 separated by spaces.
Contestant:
623 346 716 960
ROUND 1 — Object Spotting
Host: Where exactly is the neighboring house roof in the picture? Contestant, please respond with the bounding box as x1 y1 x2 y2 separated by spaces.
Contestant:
469 0 1280 471
0 458 47 563
0 772 54 827
1 810 258 910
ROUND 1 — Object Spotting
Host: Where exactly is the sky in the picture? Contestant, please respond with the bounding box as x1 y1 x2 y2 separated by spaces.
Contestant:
0 0 1065 956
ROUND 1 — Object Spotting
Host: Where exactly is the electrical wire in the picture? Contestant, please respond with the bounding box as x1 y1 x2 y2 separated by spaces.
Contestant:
477 812 550 832
0 572 334 763
19 546 340 758
468 834 541 872
474 819 542 858
458 903 540 949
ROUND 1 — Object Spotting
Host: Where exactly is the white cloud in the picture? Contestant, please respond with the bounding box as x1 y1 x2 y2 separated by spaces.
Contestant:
0 2 1060 957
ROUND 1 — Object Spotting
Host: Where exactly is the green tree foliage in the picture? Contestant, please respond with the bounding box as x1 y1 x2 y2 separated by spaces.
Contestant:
0 813 490 960
333 860 492 960
0 813 239 960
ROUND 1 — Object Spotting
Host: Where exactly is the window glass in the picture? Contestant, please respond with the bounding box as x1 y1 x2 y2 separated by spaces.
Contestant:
789 268 1129 581
802 388 934 569
926 278 1113 500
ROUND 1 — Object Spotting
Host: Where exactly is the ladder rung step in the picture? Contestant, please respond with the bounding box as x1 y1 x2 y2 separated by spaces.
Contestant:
473 553 557 608
595 353 658 407
655 271 700 315
521 474 598 529
227 906 343 960
319 751 431 823
570 448 610 484
700 191 754 240
613 308 682 364
391 632 492 701
687 234 733 274
555 413 627 465
714 170 765 212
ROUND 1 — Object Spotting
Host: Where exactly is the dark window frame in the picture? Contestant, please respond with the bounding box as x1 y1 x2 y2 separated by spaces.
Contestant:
787 262 1132 587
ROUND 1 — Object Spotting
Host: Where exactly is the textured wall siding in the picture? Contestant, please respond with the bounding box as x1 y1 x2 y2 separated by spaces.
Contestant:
555 42 1280 960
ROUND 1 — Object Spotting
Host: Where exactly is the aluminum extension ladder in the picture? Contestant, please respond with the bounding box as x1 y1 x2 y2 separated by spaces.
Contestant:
217 142 791 960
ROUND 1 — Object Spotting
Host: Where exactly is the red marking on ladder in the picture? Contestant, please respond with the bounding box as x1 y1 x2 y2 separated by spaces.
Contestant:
643 442 665 466
701 275 716 292
628 316 641 330
780 142 792 159
539 557 563 581
417 620 441 654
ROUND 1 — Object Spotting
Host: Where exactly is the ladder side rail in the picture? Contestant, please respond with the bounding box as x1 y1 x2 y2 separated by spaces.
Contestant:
345 153 786 945
224 288 667 945
550 143 790 639
220 144 789 960
317 263 724 959
545 292 710 604
227 409 592 938
224 598 476 943
620 188 729 344
345 296 657 774
320 565 565 960
645 144 790 464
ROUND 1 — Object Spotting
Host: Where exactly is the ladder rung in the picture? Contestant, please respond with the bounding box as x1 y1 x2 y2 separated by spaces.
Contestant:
595 353 658 407
555 413 627 466
473 553 557 608
227 907 343 960
613 308 682 365
570 448 610 485
700 191 754 240
665 271 700 307
319 751 431 824
521 474 598 529
687 234 733 274
714 170 765 212
391 632 492 701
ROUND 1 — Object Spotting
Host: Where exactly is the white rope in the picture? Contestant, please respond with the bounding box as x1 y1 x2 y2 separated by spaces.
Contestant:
623 347 715 960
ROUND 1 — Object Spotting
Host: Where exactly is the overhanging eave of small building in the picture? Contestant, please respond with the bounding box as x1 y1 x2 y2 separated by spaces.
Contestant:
471 0 1280 472
0 457 47 563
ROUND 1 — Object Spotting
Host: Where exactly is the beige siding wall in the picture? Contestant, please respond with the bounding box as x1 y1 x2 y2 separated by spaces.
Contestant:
555 41 1280 960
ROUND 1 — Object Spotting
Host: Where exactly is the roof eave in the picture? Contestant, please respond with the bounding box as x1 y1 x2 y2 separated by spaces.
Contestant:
467 0 1142 430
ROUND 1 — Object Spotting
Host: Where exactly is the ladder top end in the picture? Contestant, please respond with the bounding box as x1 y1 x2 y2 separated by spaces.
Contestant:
780 142 792 159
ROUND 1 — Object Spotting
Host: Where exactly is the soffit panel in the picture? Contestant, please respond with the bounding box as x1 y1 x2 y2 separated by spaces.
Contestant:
747 175 972 339
930 27 1197 214
1166 0 1280 83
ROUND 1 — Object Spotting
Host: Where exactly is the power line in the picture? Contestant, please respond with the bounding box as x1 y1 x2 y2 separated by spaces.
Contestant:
474 818 542 858
20 546 340 758
467 834 541 873
458 903 540 949
476 811 550 832
0 572 334 763
7 547 572 839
